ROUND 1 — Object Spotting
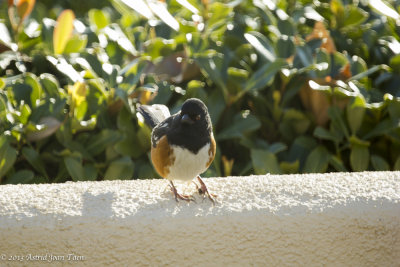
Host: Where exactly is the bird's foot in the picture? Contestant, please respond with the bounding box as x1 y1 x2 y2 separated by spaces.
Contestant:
169 181 196 203
195 176 216 205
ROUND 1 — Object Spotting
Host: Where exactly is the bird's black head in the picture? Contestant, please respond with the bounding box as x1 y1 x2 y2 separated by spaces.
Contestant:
167 98 213 153
180 98 210 128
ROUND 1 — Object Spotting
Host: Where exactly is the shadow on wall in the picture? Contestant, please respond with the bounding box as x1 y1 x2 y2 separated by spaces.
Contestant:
82 191 115 218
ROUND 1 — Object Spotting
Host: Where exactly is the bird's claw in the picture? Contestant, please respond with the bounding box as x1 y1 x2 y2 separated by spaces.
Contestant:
196 176 216 205
169 182 196 203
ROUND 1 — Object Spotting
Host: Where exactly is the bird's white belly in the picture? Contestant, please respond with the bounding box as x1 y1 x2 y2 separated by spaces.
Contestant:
167 143 210 181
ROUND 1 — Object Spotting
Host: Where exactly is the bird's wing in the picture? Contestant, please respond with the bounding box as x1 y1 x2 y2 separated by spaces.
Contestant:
151 115 175 147
137 104 171 129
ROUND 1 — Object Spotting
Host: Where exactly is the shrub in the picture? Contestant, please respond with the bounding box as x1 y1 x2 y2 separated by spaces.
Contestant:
1 0 400 183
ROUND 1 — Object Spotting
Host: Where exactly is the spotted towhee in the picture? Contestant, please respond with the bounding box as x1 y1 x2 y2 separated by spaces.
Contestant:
137 98 216 203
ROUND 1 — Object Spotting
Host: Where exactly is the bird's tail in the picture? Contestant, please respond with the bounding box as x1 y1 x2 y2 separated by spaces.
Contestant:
137 104 171 129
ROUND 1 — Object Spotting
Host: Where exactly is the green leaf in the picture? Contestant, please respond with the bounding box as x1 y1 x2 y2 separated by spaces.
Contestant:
75 101 88 121
328 106 350 139
0 138 17 180
40 73 60 98
303 146 331 173
282 109 310 135
314 126 338 142
22 147 48 178
86 129 123 156
24 73 42 108
348 65 390 81
288 136 318 169
114 135 144 158
64 155 84 181
19 103 31 124
394 156 400 170
371 155 390 171
280 160 299 174
217 112 261 140
206 2 232 37
11 83 32 107
268 142 287 154
342 6 368 29
89 9 109 30
389 54 400 72
329 156 347 172
346 95 366 134
363 119 394 139
104 156 134 180
84 164 98 181
350 144 369 171
244 59 287 92
251 149 282 174
0 77 5 90
387 97 400 119
207 89 225 125
195 52 229 98
80 52 103 78
7 170 35 184
276 37 295 59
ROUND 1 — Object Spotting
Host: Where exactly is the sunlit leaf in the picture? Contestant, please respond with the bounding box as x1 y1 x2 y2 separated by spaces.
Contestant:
244 32 275 62
0 23 12 47
148 1 179 31
176 0 198 13
120 0 153 19
63 35 87 54
368 0 400 20
16 0 35 22
88 9 109 30
53 9 75 54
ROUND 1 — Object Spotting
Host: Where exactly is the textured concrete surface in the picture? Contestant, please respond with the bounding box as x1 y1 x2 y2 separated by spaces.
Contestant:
0 172 399 266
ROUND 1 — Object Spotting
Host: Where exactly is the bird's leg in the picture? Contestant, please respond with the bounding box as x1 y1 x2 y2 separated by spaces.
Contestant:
169 180 195 202
196 176 216 204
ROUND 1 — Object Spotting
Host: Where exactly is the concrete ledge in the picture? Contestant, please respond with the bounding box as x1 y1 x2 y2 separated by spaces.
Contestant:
0 172 399 266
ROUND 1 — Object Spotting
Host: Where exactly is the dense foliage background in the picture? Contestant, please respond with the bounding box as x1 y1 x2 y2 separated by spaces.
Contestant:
1 0 400 184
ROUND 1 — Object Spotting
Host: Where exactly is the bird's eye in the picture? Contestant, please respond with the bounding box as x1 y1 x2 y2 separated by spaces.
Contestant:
195 115 201 120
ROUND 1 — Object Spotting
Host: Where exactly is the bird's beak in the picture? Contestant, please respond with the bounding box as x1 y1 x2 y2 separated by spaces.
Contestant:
181 114 194 124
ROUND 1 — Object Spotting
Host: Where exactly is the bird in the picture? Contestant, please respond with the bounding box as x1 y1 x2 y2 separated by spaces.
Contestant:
137 98 216 203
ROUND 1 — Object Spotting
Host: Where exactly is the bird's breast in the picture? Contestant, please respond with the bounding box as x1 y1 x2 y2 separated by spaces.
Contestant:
167 143 211 181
